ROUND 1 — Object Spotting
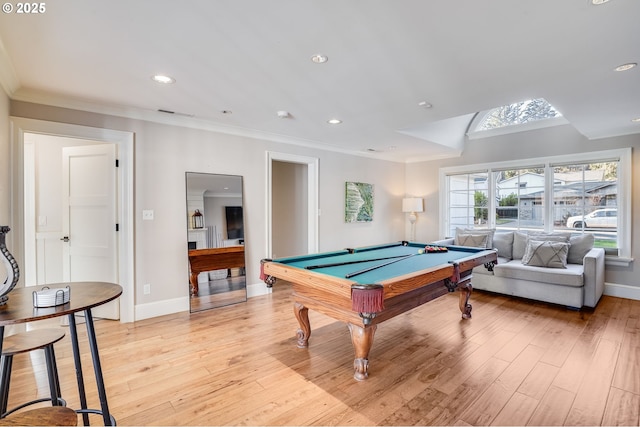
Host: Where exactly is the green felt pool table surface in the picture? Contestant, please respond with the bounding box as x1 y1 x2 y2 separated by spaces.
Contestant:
273 241 487 285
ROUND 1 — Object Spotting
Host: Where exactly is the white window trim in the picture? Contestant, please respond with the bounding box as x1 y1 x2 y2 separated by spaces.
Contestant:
439 148 632 266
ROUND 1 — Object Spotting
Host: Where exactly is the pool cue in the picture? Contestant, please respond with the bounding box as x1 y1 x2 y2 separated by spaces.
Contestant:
305 254 410 270
345 252 421 279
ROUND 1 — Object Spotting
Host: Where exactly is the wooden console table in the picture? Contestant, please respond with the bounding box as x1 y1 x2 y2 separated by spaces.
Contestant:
0 282 122 426
188 246 245 296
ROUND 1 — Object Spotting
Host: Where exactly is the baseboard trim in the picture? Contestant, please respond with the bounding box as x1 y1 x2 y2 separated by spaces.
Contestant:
135 296 189 321
134 283 270 321
247 281 272 298
604 282 640 301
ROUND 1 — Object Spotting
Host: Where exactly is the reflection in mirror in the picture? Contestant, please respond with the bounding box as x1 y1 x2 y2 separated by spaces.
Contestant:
186 172 246 312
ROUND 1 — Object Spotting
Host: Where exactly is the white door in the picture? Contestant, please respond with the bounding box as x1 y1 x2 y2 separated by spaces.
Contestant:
62 144 119 319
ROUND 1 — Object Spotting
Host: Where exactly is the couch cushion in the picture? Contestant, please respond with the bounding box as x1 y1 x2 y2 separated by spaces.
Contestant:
522 240 570 269
455 233 488 248
568 234 595 265
455 227 495 249
493 232 514 260
493 259 584 287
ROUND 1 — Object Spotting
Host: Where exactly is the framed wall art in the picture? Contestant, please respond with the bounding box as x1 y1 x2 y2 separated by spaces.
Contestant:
345 181 374 223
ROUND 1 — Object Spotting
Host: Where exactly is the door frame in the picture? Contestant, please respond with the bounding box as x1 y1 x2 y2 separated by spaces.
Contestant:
10 117 135 323
265 152 319 258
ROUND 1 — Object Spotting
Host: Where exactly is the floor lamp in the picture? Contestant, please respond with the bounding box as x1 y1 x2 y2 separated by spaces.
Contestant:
402 197 424 241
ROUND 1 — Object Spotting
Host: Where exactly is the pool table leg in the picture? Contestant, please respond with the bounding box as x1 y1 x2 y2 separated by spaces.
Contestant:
293 302 311 348
347 323 377 381
458 277 473 319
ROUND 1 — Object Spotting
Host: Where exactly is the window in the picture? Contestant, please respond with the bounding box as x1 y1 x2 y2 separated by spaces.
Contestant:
552 161 619 253
476 98 562 131
495 168 545 231
440 149 631 263
447 172 489 232
467 98 569 140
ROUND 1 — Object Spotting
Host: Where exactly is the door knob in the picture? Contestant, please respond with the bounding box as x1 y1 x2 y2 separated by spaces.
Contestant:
60 236 70 242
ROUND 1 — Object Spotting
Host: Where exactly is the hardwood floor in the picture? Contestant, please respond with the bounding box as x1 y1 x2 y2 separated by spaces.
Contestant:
4 282 640 426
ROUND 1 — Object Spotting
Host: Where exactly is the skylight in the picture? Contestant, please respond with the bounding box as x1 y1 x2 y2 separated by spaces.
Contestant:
477 98 562 130
468 98 567 139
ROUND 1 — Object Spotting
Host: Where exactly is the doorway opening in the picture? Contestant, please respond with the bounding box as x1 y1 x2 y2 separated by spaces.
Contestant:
266 152 318 259
11 118 134 322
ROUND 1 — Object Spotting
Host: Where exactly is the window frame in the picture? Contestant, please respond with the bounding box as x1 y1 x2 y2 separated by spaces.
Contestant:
439 148 632 265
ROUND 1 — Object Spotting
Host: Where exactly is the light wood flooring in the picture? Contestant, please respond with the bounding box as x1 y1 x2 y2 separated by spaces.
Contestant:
4 282 640 426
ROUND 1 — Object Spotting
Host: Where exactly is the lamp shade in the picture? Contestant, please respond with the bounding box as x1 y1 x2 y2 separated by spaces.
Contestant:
402 197 424 213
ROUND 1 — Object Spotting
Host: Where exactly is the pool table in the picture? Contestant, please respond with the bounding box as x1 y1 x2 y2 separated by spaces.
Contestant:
260 241 497 380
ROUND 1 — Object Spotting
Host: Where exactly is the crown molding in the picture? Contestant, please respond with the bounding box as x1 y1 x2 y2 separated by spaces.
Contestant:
10 88 414 163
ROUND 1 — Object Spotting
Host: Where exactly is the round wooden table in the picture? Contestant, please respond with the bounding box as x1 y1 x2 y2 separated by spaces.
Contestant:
0 282 122 426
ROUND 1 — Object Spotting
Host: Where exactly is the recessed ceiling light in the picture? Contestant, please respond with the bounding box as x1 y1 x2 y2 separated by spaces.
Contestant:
632 117 640 122
151 74 175 84
591 0 610 4
418 101 433 108
311 54 328 64
327 118 342 125
614 63 637 72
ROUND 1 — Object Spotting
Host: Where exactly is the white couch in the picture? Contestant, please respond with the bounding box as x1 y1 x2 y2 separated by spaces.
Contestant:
433 229 605 309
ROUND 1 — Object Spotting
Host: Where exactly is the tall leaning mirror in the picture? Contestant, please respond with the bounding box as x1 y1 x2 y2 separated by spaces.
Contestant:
185 172 246 312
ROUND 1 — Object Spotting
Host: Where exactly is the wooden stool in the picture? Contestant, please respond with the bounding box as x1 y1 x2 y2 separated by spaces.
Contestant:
0 407 77 426
0 329 66 418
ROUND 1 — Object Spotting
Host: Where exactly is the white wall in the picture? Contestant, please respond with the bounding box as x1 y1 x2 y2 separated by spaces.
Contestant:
203 194 242 246
406 124 640 290
0 87 10 289
0 90 9 228
9 101 406 319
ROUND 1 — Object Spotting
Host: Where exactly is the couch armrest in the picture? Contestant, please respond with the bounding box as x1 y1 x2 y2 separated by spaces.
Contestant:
582 247 605 308
431 238 455 246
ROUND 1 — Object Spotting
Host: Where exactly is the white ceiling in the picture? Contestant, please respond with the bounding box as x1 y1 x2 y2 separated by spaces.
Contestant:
1 0 638 163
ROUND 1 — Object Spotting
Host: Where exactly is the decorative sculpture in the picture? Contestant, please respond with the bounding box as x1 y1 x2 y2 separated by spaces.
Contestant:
0 226 19 305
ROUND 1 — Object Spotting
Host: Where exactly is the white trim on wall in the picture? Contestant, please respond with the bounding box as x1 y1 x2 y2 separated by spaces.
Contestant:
266 151 319 258
10 117 135 323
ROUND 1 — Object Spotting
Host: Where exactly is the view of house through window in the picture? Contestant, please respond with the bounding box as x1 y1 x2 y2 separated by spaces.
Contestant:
495 168 545 231
443 154 623 255
552 161 618 250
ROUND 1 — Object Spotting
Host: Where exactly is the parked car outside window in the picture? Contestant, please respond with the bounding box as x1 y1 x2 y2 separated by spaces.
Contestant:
566 208 617 229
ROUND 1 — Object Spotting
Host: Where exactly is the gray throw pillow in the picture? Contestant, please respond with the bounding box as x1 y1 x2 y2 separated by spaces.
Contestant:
522 240 570 269
493 232 514 259
567 234 595 264
455 227 495 249
513 231 570 259
455 233 488 248
513 231 529 260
